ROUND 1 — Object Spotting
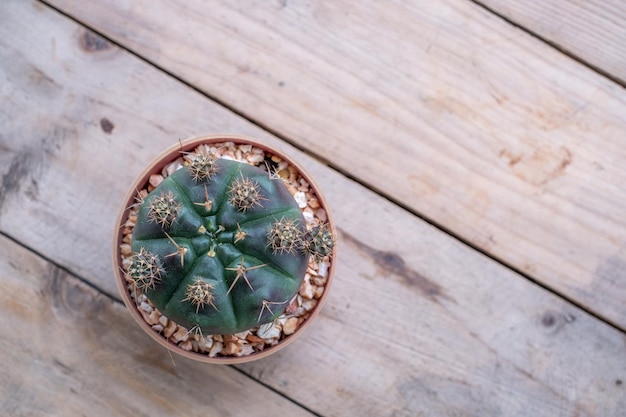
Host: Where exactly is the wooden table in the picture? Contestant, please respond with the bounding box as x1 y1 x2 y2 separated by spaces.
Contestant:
1 1 625 416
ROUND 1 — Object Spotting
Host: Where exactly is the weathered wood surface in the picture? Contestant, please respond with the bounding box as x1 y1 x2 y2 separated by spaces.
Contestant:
0 235 315 417
44 0 626 329
1 1 625 416
478 0 626 85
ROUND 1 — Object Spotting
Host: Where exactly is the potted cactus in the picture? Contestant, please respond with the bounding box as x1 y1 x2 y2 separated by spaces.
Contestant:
113 135 335 363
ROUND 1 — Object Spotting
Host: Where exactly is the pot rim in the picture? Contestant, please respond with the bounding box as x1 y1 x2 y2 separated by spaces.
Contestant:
112 133 336 364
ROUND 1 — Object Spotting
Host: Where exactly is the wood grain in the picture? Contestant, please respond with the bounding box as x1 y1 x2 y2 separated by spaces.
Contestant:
0 235 314 417
477 0 626 84
43 0 626 329
2 2 626 416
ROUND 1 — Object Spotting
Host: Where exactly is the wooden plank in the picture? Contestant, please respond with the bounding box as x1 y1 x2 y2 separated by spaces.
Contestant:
244 156 626 416
43 0 626 329
0 0 275 299
0 234 314 417
2 2 626 416
477 0 626 84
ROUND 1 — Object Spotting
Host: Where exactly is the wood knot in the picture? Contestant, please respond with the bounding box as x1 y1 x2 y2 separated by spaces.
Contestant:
100 117 114 134
80 30 110 52
541 312 557 327
539 310 572 334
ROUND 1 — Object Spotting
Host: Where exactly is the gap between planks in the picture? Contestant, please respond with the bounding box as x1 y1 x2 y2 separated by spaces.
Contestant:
36 0 626 336
0 229 323 417
469 0 626 89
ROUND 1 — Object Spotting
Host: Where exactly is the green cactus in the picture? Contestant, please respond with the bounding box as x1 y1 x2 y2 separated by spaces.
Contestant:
128 154 314 335
302 223 334 262
127 248 163 291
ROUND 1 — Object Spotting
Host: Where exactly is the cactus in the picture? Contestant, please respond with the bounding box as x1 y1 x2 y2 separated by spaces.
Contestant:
127 248 163 290
302 223 334 262
127 152 333 335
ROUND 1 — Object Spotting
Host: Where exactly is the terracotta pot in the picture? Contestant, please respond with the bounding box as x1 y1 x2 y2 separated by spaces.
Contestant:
112 134 336 364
